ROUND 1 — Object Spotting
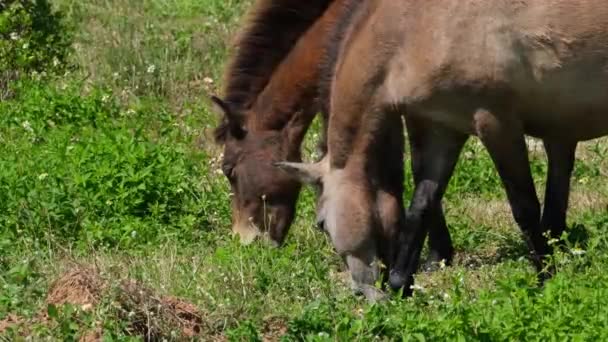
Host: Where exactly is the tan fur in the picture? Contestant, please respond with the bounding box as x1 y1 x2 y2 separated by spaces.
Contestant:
372 0 608 139
314 0 608 297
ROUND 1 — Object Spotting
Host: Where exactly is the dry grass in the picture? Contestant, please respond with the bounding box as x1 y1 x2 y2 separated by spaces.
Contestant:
53 0 246 108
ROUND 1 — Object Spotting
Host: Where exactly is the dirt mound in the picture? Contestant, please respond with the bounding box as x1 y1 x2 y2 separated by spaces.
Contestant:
117 279 204 338
261 317 289 342
46 266 104 309
1 265 206 340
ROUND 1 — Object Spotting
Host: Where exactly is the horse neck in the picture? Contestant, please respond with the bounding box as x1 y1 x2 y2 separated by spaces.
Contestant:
247 0 344 147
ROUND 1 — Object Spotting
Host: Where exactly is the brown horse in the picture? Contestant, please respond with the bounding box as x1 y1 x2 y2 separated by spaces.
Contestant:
212 0 418 271
278 0 608 298
212 0 342 245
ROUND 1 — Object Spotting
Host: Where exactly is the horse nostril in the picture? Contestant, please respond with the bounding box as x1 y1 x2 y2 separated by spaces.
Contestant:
316 219 325 231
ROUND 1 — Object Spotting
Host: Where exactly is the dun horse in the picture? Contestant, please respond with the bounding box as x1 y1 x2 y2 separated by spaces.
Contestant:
279 0 608 298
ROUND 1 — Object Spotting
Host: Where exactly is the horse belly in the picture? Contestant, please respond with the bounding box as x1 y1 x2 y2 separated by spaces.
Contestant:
512 59 608 141
383 0 608 140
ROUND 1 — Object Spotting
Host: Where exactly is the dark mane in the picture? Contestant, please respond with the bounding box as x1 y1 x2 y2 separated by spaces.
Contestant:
215 0 335 143
318 0 364 118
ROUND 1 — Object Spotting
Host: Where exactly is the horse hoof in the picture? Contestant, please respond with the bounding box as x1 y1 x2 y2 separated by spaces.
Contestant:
388 270 407 291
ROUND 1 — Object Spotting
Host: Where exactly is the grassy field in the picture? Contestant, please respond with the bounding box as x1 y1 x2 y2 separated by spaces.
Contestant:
2 0 608 340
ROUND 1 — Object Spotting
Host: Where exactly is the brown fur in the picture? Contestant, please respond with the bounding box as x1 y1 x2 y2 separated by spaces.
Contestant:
214 0 334 142
212 0 356 245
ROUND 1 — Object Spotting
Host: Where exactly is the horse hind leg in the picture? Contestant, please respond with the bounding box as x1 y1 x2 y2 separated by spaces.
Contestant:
474 109 551 280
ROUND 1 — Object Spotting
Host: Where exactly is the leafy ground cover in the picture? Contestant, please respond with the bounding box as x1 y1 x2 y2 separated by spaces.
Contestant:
2 0 608 340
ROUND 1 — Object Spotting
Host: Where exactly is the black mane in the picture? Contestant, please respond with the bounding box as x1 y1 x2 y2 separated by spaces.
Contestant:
215 0 335 143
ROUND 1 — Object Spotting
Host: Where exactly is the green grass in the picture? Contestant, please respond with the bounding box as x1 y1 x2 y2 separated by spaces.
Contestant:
2 0 608 340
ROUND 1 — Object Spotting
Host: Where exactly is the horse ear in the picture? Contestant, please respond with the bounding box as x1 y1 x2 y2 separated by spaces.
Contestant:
210 96 247 138
283 114 308 152
273 161 324 185
210 95 230 117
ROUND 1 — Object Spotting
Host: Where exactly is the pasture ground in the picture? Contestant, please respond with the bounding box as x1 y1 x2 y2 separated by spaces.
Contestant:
2 0 608 340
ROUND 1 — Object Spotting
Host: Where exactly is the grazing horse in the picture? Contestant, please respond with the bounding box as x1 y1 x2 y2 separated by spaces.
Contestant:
212 0 422 274
278 0 608 298
212 0 343 245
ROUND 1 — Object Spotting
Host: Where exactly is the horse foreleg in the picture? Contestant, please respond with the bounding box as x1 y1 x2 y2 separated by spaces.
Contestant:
406 117 456 270
542 139 577 241
389 117 467 294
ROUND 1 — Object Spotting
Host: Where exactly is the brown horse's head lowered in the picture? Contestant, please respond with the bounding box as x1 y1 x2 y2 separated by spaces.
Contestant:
212 96 305 246
212 0 344 245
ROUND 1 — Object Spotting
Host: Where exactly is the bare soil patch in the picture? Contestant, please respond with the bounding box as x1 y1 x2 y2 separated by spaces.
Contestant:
1 265 206 340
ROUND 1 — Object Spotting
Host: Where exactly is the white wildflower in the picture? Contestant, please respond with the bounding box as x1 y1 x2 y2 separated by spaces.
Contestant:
10 32 19 40
147 64 156 74
571 248 586 256
22 120 33 133
410 284 425 292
